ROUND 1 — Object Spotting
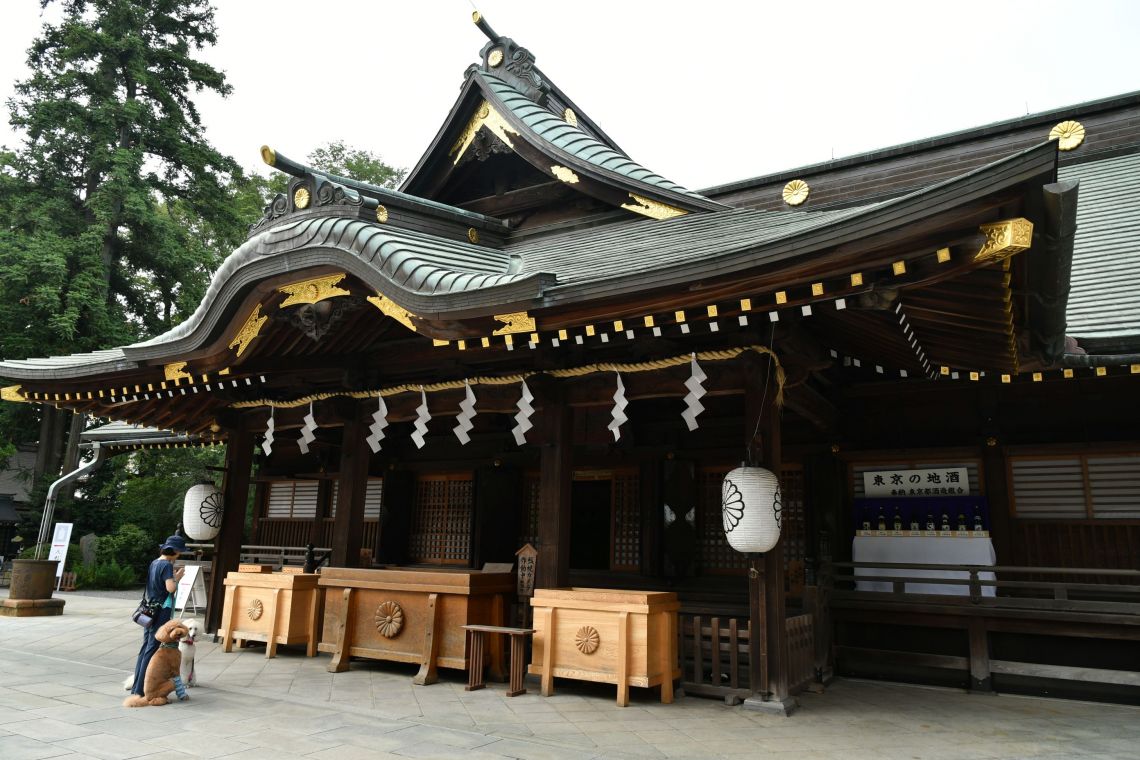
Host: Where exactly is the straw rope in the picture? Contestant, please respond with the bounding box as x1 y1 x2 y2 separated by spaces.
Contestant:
229 345 783 410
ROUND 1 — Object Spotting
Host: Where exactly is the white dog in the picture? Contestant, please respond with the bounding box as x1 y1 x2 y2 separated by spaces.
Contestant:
179 618 199 686
123 618 200 690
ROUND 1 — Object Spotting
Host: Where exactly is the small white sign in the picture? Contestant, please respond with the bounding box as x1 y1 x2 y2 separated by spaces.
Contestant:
48 522 73 581
174 564 206 614
863 468 969 498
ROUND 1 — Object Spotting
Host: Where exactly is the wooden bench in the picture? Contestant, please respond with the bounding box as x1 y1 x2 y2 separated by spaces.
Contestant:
464 625 534 697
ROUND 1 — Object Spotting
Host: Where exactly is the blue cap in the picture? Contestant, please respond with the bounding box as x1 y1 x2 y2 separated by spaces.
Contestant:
161 535 188 553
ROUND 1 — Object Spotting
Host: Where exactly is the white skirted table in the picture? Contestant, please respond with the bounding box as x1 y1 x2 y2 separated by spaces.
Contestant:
852 535 996 596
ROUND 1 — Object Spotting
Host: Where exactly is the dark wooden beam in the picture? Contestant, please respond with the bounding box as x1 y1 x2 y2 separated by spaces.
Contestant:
330 404 370 568
535 382 573 589
206 428 254 634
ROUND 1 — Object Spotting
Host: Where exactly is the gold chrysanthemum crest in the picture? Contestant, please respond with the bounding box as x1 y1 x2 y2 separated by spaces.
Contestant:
1048 120 1085 151
782 179 810 206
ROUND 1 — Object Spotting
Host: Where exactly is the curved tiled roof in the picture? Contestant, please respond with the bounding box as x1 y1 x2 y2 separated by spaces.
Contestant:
477 72 726 210
1059 152 1140 345
123 216 553 362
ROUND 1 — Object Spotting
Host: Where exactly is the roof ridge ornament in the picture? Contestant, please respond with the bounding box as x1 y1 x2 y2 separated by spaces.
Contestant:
471 10 548 104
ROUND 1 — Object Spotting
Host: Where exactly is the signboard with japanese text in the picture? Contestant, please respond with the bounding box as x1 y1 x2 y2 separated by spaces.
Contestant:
48 522 73 583
863 467 970 498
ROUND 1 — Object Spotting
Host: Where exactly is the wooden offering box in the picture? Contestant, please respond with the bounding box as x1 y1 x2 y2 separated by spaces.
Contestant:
317 567 514 684
219 571 321 658
529 588 681 706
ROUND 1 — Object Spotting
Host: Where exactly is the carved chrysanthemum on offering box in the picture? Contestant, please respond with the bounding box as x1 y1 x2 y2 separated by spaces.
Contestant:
374 600 404 638
247 598 264 620
575 625 600 655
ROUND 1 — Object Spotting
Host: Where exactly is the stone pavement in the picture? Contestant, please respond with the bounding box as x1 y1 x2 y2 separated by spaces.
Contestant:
1 592 1136 760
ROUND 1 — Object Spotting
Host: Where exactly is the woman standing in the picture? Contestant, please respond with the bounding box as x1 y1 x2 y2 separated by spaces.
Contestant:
128 534 186 697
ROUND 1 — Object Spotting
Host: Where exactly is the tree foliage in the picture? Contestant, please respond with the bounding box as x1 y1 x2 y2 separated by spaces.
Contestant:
1 0 247 357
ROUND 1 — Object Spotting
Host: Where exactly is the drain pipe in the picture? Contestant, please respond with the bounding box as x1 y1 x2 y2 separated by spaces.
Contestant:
34 443 106 559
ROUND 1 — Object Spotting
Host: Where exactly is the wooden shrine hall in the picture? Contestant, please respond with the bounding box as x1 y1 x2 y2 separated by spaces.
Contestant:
3 13 1138 708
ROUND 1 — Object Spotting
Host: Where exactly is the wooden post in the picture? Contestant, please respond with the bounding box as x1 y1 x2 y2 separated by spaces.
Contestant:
968 618 993 692
742 353 796 715
207 427 254 635
536 385 572 589
331 404 369 568
310 478 333 548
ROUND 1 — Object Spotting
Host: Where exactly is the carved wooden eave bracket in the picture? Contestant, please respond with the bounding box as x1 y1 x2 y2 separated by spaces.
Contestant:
975 218 1034 264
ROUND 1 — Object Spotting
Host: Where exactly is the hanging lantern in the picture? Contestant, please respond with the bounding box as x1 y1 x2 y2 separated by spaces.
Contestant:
721 466 782 553
182 482 223 541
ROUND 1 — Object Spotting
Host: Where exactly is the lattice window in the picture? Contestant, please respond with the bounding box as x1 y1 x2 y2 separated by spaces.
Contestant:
265 481 319 519
696 465 807 580
519 471 540 548
698 467 748 574
1011 452 1140 519
611 472 641 571
409 473 473 565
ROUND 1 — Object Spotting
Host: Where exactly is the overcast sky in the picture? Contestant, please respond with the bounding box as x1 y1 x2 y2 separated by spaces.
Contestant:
2 0 1139 190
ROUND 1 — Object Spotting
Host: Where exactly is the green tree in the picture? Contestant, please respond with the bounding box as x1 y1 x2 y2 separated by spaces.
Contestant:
0 0 246 487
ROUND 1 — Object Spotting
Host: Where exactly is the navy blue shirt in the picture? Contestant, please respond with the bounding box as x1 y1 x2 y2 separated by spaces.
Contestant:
145 558 174 603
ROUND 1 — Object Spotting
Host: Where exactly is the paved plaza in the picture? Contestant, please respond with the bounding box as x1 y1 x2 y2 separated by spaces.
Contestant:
0 592 1136 760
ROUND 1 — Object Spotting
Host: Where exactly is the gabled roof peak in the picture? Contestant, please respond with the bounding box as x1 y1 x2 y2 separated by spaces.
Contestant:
471 11 549 106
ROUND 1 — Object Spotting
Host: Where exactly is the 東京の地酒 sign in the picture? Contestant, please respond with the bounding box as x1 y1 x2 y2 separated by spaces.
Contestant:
863 467 970 498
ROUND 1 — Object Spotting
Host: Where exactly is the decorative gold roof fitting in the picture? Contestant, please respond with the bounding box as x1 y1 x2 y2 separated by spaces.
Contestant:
229 304 269 357
492 312 536 335
164 361 193 382
367 295 417 332
550 165 579 184
451 101 520 165
1 385 26 403
278 273 350 307
1048 121 1085 151
975 218 1033 264
621 193 687 220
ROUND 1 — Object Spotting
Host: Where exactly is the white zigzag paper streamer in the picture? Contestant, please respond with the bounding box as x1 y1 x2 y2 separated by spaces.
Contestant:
512 380 534 446
261 409 275 456
454 382 477 445
681 354 708 431
298 402 317 454
607 372 628 441
365 395 389 453
411 389 430 449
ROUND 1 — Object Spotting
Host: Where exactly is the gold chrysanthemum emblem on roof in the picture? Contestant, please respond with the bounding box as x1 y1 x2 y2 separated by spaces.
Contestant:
376 205 389 223
563 108 578 126
488 48 504 67
1048 120 1085 151
782 179 810 206
293 187 310 209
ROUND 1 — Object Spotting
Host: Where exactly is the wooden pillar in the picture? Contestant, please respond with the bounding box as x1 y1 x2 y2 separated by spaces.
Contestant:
536 386 572 589
742 353 795 714
207 428 254 635
310 478 333 548
331 404 369 568
378 469 414 565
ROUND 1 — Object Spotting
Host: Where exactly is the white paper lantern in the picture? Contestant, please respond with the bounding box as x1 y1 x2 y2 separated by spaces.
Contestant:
183 482 223 541
722 466 782 553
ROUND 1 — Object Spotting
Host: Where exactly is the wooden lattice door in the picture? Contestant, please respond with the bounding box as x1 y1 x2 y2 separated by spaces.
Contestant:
408 473 473 565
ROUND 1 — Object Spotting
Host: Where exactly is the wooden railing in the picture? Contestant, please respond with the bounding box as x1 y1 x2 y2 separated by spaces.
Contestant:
829 561 1140 694
255 519 379 554
831 562 1140 612
677 599 824 704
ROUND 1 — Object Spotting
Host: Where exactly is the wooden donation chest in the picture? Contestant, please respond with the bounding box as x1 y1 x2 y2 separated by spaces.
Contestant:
219 571 321 658
529 588 681 706
317 567 514 683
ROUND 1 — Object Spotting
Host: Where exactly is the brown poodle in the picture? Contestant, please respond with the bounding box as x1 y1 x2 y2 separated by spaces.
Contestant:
123 619 191 707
